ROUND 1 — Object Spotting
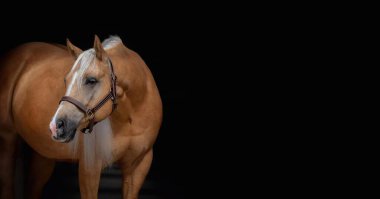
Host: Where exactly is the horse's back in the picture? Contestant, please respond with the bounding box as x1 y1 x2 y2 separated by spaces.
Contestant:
0 42 69 130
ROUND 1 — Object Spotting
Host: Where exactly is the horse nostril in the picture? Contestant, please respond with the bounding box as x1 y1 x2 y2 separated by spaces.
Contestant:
57 119 65 129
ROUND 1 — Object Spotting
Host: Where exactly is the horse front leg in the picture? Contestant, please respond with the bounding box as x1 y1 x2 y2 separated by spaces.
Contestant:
121 149 153 199
78 159 102 199
26 151 56 199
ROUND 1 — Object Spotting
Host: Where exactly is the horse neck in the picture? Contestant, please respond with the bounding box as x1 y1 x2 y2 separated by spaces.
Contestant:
106 45 150 132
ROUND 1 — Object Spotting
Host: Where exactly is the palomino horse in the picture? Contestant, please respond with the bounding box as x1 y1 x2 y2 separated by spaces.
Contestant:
0 35 162 199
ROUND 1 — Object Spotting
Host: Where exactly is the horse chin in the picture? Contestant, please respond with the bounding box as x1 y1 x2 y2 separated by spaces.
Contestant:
62 130 77 143
51 129 77 143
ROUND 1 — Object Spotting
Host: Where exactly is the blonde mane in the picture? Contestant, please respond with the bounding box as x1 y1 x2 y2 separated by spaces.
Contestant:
102 35 123 49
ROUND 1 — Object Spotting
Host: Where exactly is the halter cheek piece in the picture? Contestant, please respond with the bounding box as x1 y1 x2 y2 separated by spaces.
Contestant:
60 59 117 134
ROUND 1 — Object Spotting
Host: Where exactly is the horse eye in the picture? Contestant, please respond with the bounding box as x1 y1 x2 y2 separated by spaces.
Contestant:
85 77 98 85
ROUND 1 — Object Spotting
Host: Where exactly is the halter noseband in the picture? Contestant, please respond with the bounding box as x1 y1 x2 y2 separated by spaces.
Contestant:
60 59 117 134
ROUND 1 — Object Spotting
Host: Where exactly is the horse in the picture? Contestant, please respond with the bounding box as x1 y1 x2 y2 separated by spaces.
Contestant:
0 35 162 199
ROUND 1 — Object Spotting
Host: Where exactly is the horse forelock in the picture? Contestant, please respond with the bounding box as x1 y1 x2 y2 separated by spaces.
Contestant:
76 50 96 89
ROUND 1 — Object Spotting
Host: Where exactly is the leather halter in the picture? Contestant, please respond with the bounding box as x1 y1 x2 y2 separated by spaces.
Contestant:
60 59 117 134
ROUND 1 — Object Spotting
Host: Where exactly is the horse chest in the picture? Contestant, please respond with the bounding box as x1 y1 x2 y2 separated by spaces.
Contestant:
110 126 152 165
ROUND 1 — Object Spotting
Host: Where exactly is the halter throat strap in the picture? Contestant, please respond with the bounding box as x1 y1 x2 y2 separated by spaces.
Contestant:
60 59 117 134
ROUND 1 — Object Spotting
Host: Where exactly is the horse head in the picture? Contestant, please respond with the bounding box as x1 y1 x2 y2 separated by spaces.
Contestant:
49 35 118 143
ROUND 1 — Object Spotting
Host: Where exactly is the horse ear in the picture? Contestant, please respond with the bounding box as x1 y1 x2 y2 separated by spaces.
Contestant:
66 39 82 58
93 35 106 61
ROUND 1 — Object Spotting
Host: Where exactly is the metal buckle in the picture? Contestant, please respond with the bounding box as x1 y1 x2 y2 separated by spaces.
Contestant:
111 74 117 81
83 128 92 134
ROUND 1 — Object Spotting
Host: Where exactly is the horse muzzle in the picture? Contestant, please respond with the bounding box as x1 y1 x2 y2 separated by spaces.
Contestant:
50 118 77 143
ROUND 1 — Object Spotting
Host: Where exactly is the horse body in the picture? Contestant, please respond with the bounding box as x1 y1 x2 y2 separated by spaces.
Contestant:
0 37 162 199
